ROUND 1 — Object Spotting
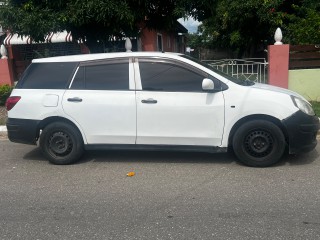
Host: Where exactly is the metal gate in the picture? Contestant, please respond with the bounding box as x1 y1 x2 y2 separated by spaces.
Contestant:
203 58 268 84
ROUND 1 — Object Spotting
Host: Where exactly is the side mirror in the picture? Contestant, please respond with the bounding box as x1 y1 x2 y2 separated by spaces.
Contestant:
202 78 215 91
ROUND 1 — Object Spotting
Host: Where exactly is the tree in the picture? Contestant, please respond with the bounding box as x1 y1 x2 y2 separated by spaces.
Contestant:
0 0 184 52
1 0 319 56
185 0 320 57
286 2 320 44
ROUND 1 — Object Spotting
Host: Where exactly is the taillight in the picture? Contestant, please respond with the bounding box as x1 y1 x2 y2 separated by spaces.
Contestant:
5 96 21 111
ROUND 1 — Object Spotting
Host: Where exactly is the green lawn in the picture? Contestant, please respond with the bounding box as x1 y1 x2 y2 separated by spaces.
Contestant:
0 118 5 125
311 101 320 117
0 116 6 125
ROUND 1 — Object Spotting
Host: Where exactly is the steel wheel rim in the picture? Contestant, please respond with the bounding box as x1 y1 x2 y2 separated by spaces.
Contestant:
244 129 274 158
48 131 73 157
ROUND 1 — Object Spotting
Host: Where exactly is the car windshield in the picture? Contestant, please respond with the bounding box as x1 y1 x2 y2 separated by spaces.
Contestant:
181 55 255 86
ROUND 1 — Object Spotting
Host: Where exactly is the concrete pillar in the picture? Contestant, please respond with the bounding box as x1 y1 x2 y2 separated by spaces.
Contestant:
268 44 289 89
268 28 290 88
0 58 14 86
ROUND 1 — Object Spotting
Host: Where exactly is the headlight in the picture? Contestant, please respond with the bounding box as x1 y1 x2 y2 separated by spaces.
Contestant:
291 96 315 116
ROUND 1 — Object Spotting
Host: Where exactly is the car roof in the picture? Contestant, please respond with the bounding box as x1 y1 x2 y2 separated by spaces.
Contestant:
32 52 183 63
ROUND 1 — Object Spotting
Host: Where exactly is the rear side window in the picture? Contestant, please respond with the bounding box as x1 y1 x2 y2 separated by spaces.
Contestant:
16 62 78 89
70 61 129 90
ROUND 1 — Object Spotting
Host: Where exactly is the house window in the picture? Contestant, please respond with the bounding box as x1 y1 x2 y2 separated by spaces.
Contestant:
167 36 171 49
157 33 163 52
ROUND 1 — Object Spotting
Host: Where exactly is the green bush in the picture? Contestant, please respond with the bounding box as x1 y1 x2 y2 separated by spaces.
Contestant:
311 101 320 117
0 84 13 106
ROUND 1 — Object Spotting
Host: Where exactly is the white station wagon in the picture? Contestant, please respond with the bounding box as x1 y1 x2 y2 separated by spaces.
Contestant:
5 52 319 167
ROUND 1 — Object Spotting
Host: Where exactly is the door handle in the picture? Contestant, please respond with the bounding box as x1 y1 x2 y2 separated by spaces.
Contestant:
67 97 82 102
141 98 157 104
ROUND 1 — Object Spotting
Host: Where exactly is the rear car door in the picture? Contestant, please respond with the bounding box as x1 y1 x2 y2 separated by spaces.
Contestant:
135 58 225 146
62 58 136 144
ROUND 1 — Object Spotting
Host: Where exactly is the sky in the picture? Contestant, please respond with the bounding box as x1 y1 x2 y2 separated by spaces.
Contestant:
178 17 201 33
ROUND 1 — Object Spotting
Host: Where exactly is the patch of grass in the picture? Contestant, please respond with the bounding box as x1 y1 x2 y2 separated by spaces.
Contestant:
0 118 6 126
311 101 320 116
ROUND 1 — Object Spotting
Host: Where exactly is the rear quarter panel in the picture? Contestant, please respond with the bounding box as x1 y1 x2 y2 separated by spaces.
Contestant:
7 89 67 120
7 89 88 143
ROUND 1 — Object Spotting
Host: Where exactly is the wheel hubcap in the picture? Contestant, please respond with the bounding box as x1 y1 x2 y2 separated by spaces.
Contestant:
48 131 73 156
244 130 273 158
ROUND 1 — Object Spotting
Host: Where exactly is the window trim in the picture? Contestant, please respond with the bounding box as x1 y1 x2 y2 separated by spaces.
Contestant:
138 57 208 78
68 66 80 89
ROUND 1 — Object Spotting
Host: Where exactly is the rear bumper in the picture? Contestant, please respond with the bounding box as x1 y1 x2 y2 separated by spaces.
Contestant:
6 118 40 145
282 111 319 154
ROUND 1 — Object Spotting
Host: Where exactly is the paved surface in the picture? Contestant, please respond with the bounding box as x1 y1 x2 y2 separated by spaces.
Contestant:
0 139 320 240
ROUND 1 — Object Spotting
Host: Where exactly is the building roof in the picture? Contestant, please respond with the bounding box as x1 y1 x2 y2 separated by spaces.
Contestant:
175 21 188 34
4 31 72 45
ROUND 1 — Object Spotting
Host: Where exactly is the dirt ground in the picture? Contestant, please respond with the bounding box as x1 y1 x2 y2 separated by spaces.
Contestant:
0 106 7 125
0 106 8 139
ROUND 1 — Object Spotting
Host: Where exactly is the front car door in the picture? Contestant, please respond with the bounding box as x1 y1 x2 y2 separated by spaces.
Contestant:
135 58 225 146
62 58 136 144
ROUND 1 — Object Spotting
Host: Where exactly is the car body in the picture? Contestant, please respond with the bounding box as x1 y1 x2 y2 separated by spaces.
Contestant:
5 52 320 167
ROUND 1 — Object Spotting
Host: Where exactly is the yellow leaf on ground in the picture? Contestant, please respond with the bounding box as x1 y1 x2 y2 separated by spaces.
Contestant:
126 172 135 177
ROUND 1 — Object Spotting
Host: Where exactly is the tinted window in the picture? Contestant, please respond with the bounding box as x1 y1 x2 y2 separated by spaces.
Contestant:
16 62 78 89
70 67 84 89
139 61 205 92
71 62 129 90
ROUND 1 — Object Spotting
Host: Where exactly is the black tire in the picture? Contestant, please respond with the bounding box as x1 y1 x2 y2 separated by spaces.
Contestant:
232 120 286 167
39 122 84 165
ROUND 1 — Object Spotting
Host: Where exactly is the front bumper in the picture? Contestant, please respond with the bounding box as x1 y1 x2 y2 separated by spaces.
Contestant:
6 118 40 145
282 111 319 154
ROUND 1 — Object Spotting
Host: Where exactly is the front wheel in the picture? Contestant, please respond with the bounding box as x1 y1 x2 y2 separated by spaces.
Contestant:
232 120 286 167
40 122 84 165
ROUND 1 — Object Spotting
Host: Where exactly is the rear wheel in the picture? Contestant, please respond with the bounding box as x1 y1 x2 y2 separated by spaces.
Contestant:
232 120 286 167
40 122 84 165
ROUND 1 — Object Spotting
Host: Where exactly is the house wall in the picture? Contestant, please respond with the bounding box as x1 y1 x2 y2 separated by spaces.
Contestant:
267 43 320 102
141 30 157 51
288 69 320 102
140 29 182 52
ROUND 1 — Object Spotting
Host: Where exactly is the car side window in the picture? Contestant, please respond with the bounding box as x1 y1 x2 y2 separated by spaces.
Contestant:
71 61 129 90
139 60 206 92
16 62 78 89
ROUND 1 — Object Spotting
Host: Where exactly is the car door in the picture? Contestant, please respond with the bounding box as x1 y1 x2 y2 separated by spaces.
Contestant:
62 58 136 144
135 58 225 146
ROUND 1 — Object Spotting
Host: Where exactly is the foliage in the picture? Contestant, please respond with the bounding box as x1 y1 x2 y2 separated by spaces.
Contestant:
187 0 320 57
0 84 13 106
311 101 320 117
0 0 184 52
286 6 320 44
0 0 319 56
187 32 212 49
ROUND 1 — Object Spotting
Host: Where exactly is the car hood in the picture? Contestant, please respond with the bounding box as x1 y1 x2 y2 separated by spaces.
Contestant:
250 83 309 102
